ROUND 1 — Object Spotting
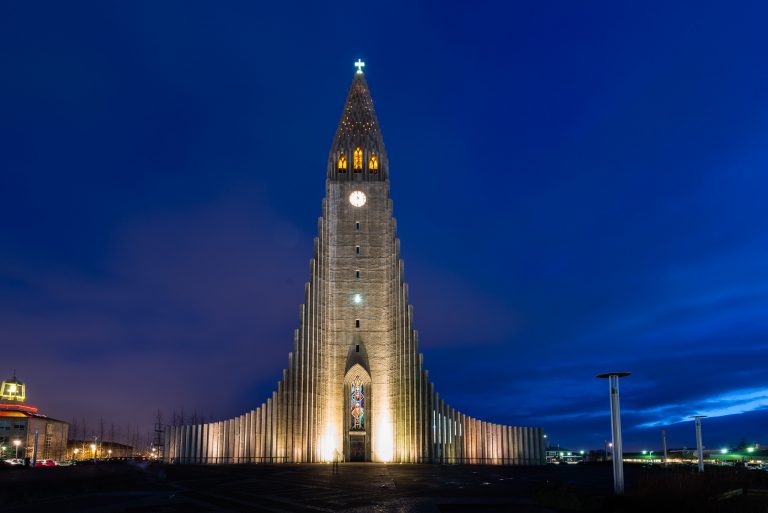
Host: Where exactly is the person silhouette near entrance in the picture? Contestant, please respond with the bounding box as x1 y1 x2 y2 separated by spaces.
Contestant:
332 449 341 473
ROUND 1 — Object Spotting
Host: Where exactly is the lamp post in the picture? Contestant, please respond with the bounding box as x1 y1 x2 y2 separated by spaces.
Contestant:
74 448 79 460
690 415 706 472
661 429 668 466
90 443 97 463
597 372 631 495
13 439 21 459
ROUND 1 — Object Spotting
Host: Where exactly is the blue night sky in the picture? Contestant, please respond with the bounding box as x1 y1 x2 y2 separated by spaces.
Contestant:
1 1 767 451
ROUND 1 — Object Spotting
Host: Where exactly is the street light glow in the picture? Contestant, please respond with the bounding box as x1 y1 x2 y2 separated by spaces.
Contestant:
720 448 728 454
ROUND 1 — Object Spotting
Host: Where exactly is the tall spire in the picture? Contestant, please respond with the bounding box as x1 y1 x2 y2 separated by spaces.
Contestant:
328 63 388 180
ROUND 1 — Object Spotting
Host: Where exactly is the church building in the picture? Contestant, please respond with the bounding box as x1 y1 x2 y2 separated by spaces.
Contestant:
164 63 545 465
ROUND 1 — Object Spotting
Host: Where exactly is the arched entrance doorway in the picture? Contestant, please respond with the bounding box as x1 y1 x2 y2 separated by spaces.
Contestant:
343 363 371 462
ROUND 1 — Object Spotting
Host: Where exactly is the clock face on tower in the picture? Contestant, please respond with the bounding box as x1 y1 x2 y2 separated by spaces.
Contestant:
349 191 366 207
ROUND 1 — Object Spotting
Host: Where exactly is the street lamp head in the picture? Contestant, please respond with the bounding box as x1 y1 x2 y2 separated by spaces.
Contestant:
13 439 21 447
596 372 631 379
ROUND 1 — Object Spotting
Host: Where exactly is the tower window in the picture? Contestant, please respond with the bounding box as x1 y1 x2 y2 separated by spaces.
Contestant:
355 246 360 255
355 270 360 279
356 344 360 353
338 153 347 172
355 319 360 328
355 222 360 231
350 375 365 431
369 153 378 173
353 147 363 171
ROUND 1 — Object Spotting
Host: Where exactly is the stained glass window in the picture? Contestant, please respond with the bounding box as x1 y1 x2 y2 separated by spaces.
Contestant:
368 153 378 173
350 375 365 431
353 147 363 171
338 153 348 172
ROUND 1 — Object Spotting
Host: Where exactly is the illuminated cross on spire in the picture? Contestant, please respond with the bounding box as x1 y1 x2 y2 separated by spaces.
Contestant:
354 59 365 74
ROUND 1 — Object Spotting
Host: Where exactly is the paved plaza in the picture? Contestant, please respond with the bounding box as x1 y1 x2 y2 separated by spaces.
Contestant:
2 462 767 512
1 463 607 512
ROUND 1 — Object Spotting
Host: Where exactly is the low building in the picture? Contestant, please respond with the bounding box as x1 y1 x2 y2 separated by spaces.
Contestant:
66 439 134 460
0 374 68 461
545 448 585 464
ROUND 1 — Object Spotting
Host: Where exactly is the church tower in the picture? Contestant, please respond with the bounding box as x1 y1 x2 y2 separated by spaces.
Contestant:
320 64 397 462
165 63 545 465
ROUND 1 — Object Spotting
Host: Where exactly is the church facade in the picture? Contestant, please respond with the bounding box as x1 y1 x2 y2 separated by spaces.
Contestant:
164 65 545 465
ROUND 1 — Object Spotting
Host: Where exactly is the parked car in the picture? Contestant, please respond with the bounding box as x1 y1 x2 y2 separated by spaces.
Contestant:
55 460 76 466
34 459 56 467
3 458 24 466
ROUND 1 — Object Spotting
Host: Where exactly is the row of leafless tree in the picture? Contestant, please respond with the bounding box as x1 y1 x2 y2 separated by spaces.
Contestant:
67 409 219 453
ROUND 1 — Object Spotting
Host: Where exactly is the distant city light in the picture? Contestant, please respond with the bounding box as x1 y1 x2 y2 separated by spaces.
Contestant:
642 450 647 455
720 448 728 454
748 447 755 453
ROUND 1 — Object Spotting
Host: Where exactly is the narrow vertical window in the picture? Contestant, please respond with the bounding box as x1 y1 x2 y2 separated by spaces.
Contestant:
350 375 365 430
353 147 363 171
368 153 378 173
355 222 360 231
355 270 360 279
355 319 360 328
355 246 360 255
338 153 347 172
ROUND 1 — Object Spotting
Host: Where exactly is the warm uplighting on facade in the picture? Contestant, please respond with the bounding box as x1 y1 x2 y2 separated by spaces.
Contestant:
375 413 394 462
319 426 338 462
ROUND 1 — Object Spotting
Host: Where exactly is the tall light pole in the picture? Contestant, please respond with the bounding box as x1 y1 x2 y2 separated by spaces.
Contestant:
13 439 21 459
661 429 668 466
597 372 631 495
690 415 706 472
